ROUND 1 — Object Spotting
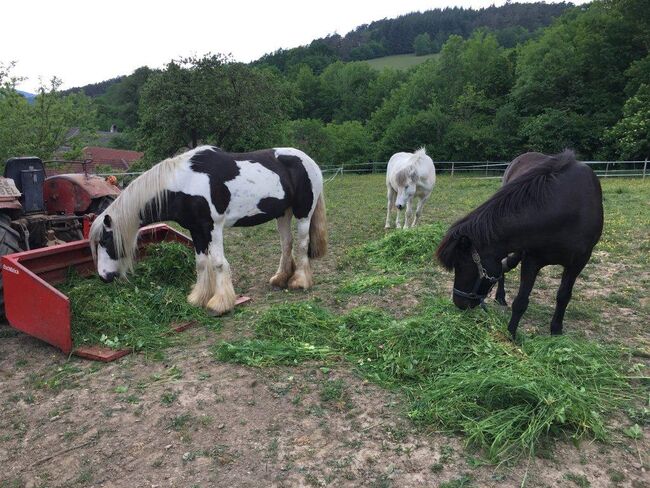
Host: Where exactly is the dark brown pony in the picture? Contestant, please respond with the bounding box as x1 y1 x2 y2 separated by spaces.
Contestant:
436 150 603 337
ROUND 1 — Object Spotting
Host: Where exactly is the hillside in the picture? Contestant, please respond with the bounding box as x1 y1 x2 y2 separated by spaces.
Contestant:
364 53 440 71
256 1 571 73
66 2 571 96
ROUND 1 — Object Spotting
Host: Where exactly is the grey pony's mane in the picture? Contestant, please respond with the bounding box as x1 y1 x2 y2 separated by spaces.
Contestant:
89 150 191 273
395 147 427 186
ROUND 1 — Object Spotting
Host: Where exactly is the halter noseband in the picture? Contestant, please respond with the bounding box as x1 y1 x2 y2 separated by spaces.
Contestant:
452 249 502 309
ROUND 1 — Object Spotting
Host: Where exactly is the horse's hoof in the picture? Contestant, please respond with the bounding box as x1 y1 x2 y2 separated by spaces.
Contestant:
288 273 312 290
206 293 236 316
495 298 508 307
269 273 290 289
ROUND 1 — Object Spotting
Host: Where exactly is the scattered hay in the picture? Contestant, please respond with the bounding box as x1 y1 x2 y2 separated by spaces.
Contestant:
59 242 214 351
214 300 630 461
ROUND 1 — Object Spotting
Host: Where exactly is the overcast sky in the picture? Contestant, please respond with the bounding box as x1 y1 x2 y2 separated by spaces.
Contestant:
3 0 586 92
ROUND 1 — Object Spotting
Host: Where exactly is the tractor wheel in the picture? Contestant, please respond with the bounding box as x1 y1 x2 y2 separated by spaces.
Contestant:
88 196 116 215
0 213 24 318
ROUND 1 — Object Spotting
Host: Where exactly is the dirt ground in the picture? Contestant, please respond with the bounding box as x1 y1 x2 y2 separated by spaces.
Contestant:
1 175 648 487
1 322 648 488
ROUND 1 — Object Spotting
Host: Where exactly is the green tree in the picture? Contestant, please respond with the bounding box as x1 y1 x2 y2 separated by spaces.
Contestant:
0 63 96 162
137 54 293 159
323 121 373 165
606 84 650 159
413 33 435 56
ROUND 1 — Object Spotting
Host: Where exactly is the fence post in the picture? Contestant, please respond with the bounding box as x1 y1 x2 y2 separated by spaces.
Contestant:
451 161 455 177
605 161 610 177
485 161 489 177
644 158 648 179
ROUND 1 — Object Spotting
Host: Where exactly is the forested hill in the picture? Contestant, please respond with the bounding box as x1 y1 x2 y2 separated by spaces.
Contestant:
65 2 570 96
255 2 571 72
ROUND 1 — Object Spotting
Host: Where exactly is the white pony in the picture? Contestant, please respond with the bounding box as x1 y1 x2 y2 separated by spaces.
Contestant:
385 148 436 229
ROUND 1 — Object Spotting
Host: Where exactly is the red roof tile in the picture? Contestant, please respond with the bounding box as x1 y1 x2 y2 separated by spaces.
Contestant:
82 147 144 168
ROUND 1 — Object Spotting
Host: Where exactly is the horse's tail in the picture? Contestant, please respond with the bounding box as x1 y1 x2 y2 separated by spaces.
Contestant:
308 192 328 259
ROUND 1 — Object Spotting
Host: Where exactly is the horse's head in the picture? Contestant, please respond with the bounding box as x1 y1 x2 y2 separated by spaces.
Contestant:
395 167 417 210
90 213 125 283
436 234 502 310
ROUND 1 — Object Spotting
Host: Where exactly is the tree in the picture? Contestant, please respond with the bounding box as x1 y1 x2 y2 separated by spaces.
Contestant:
606 84 650 159
0 63 96 162
413 33 435 56
137 54 293 159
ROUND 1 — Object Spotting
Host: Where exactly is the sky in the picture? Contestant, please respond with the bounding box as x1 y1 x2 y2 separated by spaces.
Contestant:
3 0 587 93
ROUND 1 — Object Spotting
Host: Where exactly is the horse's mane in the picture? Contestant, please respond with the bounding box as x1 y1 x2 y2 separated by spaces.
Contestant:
89 149 192 273
395 147 427 186
436 150 576 270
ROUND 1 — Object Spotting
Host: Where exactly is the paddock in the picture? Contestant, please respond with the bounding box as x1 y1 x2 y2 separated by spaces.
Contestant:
0 174 648 487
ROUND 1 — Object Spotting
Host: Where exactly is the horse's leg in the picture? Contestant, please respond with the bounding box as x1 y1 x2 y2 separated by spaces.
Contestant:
412 192 431 227
205 220 236 316
270 208 295 288
495 252 522 306
495 276 507 307
508 256 542 339
187 251 215 307
395 203 402 228
549 261 586 335
288 218 313 290
385 187 396 229
405 199 415 228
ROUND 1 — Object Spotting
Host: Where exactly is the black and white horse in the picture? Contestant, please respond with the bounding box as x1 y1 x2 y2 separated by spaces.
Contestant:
90 146 328 316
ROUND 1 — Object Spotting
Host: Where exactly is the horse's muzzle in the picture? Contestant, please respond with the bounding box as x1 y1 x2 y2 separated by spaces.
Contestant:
453 294 481 310
396 204 404 210
100 272 119 283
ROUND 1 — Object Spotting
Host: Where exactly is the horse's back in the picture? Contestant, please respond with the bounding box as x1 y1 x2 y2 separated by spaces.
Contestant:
186 146 322 226
503 152 550 184
505 151 603 252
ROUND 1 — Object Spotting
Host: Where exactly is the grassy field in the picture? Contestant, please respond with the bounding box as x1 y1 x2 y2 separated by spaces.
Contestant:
364 53 440 70
0 174 648 487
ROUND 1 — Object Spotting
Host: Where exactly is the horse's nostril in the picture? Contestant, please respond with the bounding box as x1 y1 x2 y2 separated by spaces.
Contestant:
100 272 118 283
396 204 404 210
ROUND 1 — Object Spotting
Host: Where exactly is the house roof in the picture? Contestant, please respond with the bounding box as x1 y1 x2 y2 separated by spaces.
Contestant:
82 147 144 169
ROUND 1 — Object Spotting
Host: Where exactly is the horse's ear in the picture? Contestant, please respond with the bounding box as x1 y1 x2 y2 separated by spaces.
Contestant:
458 235 471 251
104 214 112 228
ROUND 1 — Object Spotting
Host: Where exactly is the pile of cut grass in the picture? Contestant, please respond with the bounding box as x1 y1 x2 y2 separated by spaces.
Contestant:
342 223 446 271
59 242 214 351
214 300 630 461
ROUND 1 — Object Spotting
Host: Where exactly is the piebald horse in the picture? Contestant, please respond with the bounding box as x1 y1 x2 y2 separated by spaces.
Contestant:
385 148 436 229
436 150 603 338
90 146 327 316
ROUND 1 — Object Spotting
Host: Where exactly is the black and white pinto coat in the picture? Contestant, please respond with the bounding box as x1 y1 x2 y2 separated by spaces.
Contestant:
90 146 328 316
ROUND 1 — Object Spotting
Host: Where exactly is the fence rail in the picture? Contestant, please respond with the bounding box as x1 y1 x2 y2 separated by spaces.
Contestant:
96 159 649 187
319 159 649 179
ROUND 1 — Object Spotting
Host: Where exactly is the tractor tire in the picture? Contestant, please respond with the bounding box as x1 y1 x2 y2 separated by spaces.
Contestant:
0 213 24 318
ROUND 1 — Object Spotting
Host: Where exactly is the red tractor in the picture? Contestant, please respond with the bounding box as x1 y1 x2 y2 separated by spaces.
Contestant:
0 157 120 312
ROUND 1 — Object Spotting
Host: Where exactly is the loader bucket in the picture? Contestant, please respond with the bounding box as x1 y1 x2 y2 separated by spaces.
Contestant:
1 224 249 361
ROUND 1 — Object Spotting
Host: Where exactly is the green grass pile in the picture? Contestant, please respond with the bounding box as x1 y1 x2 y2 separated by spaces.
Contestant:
59 242 214 351
214 300 630 461
343 223 446 270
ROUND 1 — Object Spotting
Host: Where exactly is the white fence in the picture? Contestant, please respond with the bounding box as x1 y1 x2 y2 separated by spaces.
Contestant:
320 159 650 179
100 159 649 187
